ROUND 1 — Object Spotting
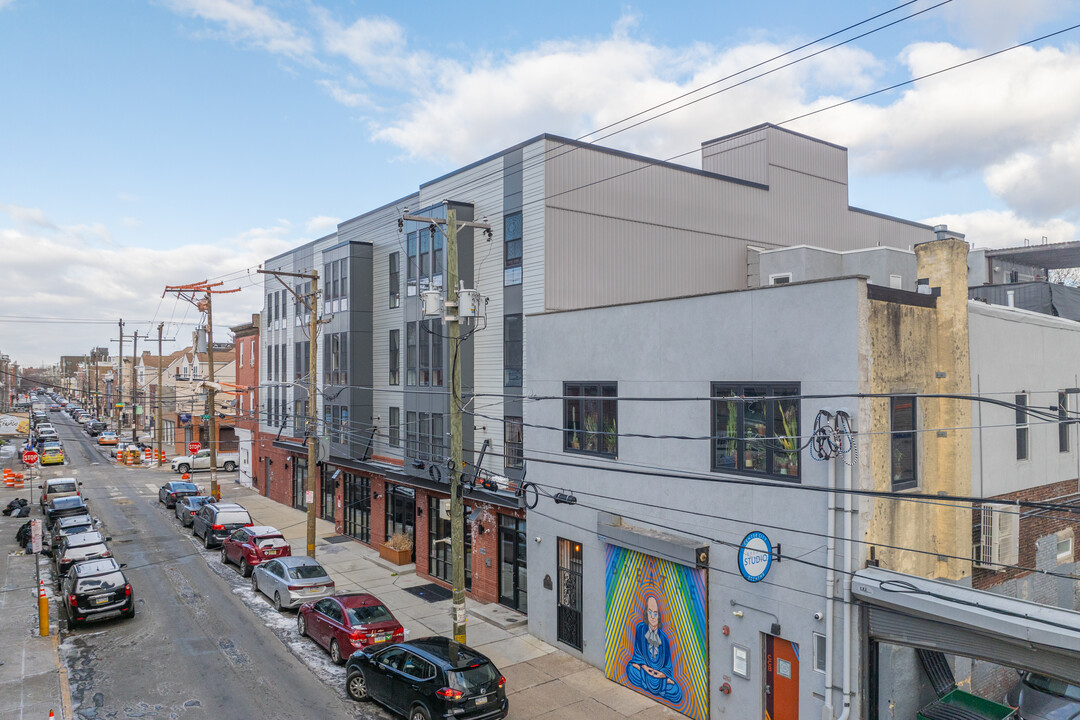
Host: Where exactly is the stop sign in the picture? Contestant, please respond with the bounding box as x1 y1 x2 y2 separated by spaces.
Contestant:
188 442 202 454
22 450 39 465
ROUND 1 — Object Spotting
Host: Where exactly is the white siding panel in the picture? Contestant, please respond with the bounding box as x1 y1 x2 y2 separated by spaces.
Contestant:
702 134 768 185
766 127 848 185
521 140 547 316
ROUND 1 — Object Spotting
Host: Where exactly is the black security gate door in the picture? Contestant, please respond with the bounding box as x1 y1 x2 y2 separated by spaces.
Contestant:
343 473 370 543
557 538 583 650
498 516 527 612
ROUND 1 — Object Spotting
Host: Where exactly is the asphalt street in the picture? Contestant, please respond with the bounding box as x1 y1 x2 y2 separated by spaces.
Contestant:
46 413 377 720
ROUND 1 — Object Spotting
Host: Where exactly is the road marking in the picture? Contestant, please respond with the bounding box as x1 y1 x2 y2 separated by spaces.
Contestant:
53 632 74 720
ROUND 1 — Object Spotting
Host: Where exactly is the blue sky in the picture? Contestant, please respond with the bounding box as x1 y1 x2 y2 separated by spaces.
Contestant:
1 0 1079 363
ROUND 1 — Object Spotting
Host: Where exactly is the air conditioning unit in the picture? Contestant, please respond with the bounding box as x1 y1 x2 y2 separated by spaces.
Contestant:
974 504 1019 570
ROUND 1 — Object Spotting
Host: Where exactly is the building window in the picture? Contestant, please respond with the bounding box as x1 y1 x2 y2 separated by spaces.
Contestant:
505 416 523 469
324 333 348 386
504 212 522 286
419 321 430 387
504 314 523 387
813 633 827 673
1016 394 1029 461
389 252 400 308
1057 534 1074 564
712 384 800 481
338 258 349 312
389 406 400 447
406 230 418 296
563 382 617 456
383 484 415 554
389 330 400 386
406 411 417 457
428 496 471 588
430 320 443 387
406 322 417 386
769 273 792 285
1059 391 1069 453
890 395 917 491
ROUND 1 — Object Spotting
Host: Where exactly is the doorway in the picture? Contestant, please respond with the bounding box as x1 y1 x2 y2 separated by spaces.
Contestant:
498 516 527 613
384 484 415 561
343 473 370 542
765 635 800 720
292 457 308 510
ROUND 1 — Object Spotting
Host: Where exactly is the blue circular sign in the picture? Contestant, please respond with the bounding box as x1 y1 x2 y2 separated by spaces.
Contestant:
738 531 773 583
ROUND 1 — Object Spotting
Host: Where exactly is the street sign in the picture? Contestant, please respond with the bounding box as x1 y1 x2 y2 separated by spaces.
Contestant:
305 490 314 504
188 442 201 454
30 519 42 554
22 449 39 465
115 402 125 408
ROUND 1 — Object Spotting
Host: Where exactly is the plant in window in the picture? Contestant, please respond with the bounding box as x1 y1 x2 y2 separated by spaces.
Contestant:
583 414 599 452
777 404 798 473
603 418 617 455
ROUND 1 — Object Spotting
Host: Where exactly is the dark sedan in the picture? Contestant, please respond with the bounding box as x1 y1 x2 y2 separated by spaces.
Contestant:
46 496 89 529
345 637 508 720
158 481 200 508
299 594 404 665
174 495 214 526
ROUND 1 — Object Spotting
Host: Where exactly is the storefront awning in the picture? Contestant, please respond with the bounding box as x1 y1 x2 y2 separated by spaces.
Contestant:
272 439 308 454
853 567 1080 683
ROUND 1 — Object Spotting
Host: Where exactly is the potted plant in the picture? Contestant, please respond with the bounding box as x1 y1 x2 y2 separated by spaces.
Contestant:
379 532 414 565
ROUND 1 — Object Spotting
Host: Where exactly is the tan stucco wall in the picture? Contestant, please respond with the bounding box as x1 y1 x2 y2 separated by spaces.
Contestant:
865 238 972 580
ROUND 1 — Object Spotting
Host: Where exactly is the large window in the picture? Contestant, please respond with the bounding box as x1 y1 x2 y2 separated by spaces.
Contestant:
504 314 523 387
563 382 617 457
1059 391 1070 453
1016 394 1029 461
504 212 522 286
406 411 417 457
413 412 445 464
406 323 417 386
890 395 917 490
409 321 443 388
324 333 348 385
428 496 471 589
389 407 400 447
389 252 400 308
389 330 400 386
712 384 800 481
430 320 443 387
505 416 524 469
406 230 418 297
419 320 430 386
324 259 349 313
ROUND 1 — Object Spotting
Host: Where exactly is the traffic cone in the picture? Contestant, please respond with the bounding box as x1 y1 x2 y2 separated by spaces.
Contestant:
48 711 55 719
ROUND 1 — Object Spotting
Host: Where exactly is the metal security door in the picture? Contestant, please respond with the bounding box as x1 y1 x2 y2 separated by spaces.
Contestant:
343 473 370 542
765 635 800 720
556 538 583 650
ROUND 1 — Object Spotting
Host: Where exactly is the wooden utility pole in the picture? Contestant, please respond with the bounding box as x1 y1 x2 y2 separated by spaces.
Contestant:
257 268 320 558
156 323 164 466
116 319 124 434
130 332 140 443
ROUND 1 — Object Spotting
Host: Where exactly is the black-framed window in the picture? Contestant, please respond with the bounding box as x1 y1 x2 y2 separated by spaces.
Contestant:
1016 394 1029 461
406 230 417 296
712 383 800 481
1059 391 1069 453
505 416 523 469
432 229 444 289
418 412 430 462
504 314 523 387
389 252 400 308
428 496 471 588
504 212 522 286
406 322 417 386
890 395 917 490
419 321 430 387
389 330 400 386
563 382 617 456
419 227 430 291
430 320 443 387
406 411 417 457
384 484 415 554
389 406 400 447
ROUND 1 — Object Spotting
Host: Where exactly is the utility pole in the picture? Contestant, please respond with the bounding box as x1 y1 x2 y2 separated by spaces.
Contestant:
164 281 241 500
403 207 491 644
156 323 164 466
131 331 142 443
258 268 320 558
117 319 124 435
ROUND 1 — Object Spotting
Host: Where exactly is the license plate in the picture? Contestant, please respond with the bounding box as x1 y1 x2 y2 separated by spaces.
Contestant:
475 696 488 705
264 550 277 556
92 595 110 606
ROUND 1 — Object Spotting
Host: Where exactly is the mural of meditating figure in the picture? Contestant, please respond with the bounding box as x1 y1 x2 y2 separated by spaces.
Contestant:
626 594 683 704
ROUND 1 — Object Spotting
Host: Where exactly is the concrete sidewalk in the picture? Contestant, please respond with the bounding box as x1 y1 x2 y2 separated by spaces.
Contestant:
203 474 682 720
0 485 71 720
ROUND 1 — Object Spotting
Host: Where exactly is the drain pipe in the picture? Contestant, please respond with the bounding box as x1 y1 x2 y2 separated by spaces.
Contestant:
822 455 837 720
837 454 855 720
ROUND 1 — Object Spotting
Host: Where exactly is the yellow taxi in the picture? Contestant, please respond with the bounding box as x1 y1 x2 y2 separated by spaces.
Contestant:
41 444 65 466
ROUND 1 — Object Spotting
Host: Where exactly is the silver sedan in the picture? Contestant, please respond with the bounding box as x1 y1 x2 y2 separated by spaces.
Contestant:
250 556 336 611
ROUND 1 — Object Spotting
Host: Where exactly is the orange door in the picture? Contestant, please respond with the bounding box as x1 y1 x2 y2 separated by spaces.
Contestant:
765 635 799 720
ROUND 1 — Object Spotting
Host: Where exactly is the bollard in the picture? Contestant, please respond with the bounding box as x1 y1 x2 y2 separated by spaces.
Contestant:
38 580 48 637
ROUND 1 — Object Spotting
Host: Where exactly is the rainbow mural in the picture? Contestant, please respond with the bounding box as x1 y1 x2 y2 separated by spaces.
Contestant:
604 544 709 720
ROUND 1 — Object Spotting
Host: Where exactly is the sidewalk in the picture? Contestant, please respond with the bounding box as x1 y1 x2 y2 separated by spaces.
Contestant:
0 485 70 720
204 473 683 720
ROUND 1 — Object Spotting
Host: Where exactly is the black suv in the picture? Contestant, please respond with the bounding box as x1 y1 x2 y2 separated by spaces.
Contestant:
54 530 113 581
62 558 134 627
45 496 89 529
49 514 94 549
191 502 252 549
86 420 107 436
345 637 508 719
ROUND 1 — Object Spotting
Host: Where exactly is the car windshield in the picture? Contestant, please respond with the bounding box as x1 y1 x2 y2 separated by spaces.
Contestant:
172 483 198 493
50 482 78 493
346 604 393 625
44 449 62 456
74 572 126 593
1025 672 1080 700
188 497 210 507
288 565 328 580
447 663 499 693
53 498 85 510
256 537 289 549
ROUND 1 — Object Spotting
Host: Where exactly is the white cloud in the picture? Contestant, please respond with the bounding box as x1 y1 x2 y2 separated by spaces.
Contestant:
165 0 313 58
305 215 339 235
317 78 372 109
317 13 435 85
983 126 1080 219
122 217 142 229
1 203 56 229
941 0 1072 48
0 0 16 10
921 209 1077 249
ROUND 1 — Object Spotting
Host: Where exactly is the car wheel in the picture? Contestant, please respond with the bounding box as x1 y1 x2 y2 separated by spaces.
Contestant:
273 592 283 612
204 532 211 549
240 559 252 578
346 670 369 701
297 614 307 637
250 574 259 595
331 639 344 665
223 461 236 472
220 547 229 565
121 605 135 620
409 705 431 720
177 463 190 474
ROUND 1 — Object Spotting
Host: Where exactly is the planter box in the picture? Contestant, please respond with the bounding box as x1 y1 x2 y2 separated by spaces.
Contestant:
379 544 412 565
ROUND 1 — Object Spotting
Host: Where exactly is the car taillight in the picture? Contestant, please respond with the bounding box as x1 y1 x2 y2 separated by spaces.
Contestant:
393 629 404 639
498 675 506 689
287 585 302 591
244 523 254 527
124 584 132 597
61 556 69 563
101 551 112 557
349 631 363 642
169 493 176 499
436 688 464 700
190 510 197 515
69 594 78 607
211 524 225 530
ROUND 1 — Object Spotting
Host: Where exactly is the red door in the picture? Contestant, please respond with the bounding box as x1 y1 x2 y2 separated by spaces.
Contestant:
765 635 799 720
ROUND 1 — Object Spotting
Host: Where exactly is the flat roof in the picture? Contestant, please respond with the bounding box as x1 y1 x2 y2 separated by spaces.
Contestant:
984 240 1080 269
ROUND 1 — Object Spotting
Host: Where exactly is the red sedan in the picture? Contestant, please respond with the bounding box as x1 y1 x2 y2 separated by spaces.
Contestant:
220 525 291 577
298 593 405 665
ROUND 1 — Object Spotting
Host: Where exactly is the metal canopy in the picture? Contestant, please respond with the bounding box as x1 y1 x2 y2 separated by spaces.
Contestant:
853 567 1080 683
985 240 1080 270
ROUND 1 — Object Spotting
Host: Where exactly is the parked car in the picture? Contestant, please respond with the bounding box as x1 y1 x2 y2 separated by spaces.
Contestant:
41 444 65 466
191 502 252 549
39 477 82 511
61 558 134 627
53 530 112 580
1006 671 1080 720
299 594 405 665
344 637 508 719
85 420 107 436
35 428 59 446
171 448 239 473
49 514 94 549
251 556 335 611
220 525 291 577
97 431 119 446
158 481 200 508
45 495 89 529
175 495 214 527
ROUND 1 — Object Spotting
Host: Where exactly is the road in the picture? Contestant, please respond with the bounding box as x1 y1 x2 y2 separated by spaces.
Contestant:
46 413 375 720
